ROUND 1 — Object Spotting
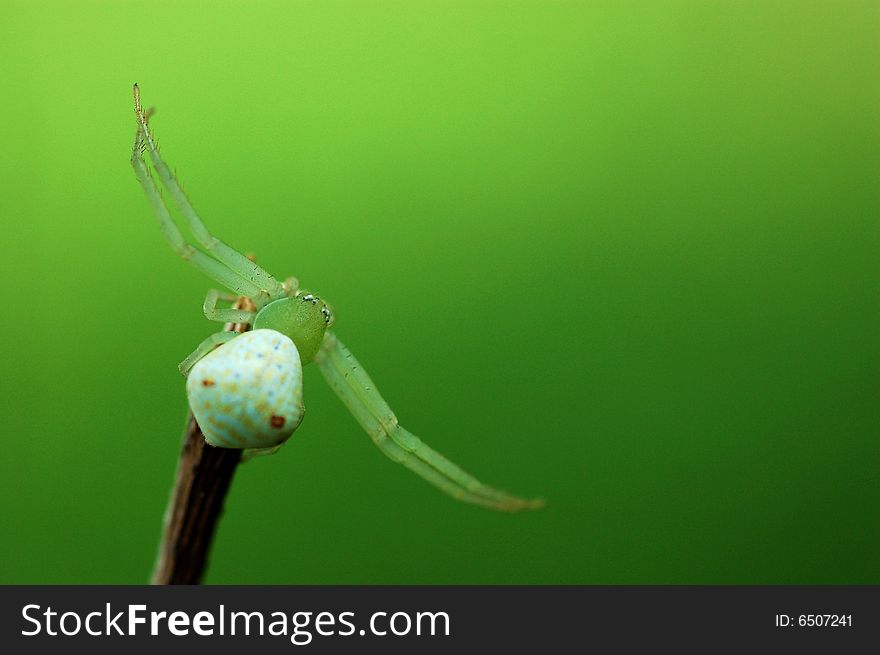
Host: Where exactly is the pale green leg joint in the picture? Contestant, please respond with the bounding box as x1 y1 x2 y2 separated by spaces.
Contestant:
203 289 257 323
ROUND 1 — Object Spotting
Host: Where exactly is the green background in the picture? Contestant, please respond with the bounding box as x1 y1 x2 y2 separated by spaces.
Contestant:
0 1 877 584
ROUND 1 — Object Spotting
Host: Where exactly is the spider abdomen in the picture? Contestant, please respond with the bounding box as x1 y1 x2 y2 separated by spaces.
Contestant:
185 329 304 449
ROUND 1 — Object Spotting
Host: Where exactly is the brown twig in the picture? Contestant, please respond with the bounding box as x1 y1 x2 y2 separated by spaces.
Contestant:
151 298 255 584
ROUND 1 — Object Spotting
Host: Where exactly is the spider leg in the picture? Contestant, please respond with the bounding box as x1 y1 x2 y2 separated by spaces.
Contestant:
203 288 257 324
132 84 285 302
241 444 285 461
178 331 238 376
315 332 543 512
282 276 300 296
132 126 264 298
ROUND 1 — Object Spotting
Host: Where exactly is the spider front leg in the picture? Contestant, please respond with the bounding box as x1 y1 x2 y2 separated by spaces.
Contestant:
178 332 238 376
132 85 284 302
131 136 261 298
315 332 543 512
203 289 257 324
131 85 289 310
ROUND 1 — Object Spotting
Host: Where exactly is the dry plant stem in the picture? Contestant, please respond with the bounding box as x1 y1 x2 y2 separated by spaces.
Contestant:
151 298 255 585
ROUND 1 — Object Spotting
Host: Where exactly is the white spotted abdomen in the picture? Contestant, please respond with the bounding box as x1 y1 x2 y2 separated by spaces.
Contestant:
186 329 304 448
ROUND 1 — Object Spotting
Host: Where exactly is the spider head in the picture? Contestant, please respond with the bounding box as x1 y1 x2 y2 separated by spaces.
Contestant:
252 293 333 364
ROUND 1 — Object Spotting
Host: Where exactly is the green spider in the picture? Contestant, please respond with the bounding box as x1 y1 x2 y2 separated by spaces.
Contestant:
130 84 541 512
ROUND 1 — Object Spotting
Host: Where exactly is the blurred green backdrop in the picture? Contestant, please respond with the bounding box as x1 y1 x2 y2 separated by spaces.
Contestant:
0 1 877 584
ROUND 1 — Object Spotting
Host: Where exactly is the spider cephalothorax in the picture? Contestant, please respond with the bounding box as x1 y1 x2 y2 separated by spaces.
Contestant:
131 84 541 510
253 292 333 365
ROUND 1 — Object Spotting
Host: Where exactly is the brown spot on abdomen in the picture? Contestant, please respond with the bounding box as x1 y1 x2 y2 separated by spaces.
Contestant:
270 415 285 428
202 378 216 387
